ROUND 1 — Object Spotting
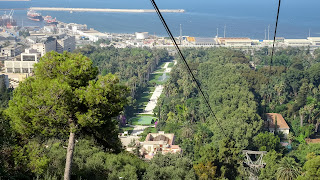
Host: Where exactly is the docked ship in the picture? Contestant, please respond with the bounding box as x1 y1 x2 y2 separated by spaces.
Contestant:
44 16 58 25
27 10 43 21
0 10 17 28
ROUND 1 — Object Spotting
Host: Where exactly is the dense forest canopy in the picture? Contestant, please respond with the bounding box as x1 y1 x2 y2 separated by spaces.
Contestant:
1 46 320 179
74 45 170 117
154 47 320 179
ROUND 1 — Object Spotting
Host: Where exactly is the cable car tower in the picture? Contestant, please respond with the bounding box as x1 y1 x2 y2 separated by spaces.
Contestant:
243 150 267 180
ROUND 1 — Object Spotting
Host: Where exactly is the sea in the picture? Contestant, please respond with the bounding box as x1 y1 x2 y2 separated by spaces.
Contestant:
1 0 320 39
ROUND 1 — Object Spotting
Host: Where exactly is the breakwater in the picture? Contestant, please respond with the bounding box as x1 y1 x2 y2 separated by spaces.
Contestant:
29 7 185 13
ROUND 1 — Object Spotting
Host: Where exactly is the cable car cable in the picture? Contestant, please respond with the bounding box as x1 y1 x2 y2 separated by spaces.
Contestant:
270 0 281 71
149 0 227 138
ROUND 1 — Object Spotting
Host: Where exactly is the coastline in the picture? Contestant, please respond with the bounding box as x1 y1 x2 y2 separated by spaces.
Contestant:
30 7 185 13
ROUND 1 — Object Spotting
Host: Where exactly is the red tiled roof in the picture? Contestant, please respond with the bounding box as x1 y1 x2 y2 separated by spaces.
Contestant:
306 138 320 144
171 145 180 149
265 113 290 129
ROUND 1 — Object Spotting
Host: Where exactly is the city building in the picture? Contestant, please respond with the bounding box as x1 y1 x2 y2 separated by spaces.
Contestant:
30 34 75 55
4 48 40 73
56 35 75 53
0 74 9 88
5 73 29 88
0 44 22 59
43 26 57 33
0 31 16 41
67 23 88 32
140 131 182 159
32 36 57 56
265 113 290 138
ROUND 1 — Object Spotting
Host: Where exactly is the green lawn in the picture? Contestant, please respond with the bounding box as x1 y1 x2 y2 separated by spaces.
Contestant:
153 61 167 73
154 69 165 73
168 62 174 68
130 116 156 125
149 73 170 85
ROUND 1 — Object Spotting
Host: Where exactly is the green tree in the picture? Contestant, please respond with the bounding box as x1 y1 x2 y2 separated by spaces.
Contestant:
276 157 301 180
194 162 217 180
253 132 282 152
5 52 128 180
297 154 320 180
260 150 282 180
143 153 196 180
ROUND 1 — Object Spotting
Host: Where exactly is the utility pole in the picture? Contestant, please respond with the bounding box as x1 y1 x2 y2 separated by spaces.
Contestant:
265 28 266 40
224 25 226 38
268 25 270 40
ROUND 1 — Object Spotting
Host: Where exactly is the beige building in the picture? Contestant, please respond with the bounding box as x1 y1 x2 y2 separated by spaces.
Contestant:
1 73 30 88
307 37 320 45
30 35 75 55
218 37 252 47
284 39 311 46
32 37 57 56
140 131 182 159
4 49 40 74
1 45 22 59
265 113 290 138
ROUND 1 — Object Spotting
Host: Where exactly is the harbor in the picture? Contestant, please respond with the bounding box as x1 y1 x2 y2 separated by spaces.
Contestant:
29 7 185 13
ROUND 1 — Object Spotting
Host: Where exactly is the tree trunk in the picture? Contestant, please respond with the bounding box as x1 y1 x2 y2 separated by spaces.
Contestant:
300 114 304 127
316 122 320 133
64 132 75 180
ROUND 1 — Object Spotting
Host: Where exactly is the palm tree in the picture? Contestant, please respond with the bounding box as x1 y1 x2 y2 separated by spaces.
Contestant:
274 82 285 96
288 133 295 145
276 157 301 180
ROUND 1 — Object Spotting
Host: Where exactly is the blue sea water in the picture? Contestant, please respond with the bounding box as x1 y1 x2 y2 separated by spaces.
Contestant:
1 0 320 39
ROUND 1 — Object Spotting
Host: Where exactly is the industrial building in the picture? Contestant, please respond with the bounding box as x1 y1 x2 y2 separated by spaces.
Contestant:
217 37 252 47
135 32 149 40
77 29 111 42
284 39 311 46
307 37 320 45
184 37 216 46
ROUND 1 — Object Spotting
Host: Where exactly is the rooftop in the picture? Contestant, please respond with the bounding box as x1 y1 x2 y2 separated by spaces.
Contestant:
144 131 175 145
265 113 290 130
